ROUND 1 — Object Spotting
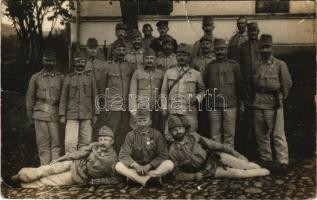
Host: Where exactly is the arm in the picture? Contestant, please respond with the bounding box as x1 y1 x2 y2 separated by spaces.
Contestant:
160 72 169 113
128 71 138 113
26 74 37 120
279 61 293 99
52 144 93 163
92 76 100 116
118 133 137 167
149 133 169 168
234 63 244 106
195 72 206 103
59 76 70 117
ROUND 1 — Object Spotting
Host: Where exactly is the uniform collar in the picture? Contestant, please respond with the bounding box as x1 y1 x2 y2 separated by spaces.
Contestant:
260 55 274 65
42 69 58 77
178 65 190 72
201 53 214 59
131 48 144 54
144 65 156 72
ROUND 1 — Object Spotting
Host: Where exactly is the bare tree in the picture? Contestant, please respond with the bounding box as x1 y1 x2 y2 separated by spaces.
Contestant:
3 0 73 67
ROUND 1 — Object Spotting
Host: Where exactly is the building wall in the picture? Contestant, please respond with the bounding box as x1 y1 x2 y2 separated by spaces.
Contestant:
71 1 316 45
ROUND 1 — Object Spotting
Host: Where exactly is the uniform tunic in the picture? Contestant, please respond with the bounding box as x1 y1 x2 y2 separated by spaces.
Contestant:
119 128 169 168
125 48 145 70
191 52 215 77
228 31 248 62
150 35 178 53
156 52 178 72
59 70 99 120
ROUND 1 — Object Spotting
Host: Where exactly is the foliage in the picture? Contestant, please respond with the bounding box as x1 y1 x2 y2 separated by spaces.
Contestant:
3 0 74 68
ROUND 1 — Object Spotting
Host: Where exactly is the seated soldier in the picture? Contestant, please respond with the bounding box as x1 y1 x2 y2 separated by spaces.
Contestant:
11 126 119 188
168 115 270 180
115 110 174 186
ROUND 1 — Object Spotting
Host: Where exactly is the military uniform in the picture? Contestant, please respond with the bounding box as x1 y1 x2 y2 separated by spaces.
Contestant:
253 52 292 164
26 69 64 165
85 57 107 95
103 60 136 152
156 52 178 72
228 31 248 62
161 65 205 132
14 126 118 188
59 69 99 153
107 23 132 61
129 65 164 131
142 35 155 49
191 53 215 78
125 48 145 70
116 127 173 186
150 34 178 54
192 35 214 60
191 16 215 60
205 57 242 149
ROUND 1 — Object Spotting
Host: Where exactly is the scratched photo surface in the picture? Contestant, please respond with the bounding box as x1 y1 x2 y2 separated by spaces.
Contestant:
1 0 316 199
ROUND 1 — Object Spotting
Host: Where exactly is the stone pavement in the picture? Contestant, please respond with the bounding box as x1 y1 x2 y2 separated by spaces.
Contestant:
2 158 315 199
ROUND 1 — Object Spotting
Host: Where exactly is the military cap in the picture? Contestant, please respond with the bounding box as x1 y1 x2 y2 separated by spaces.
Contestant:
98 126 114 138
135 109 151 119
112 40 127 49
177 43 192 54
156 20 169 28
259 34 273 45
202 16 214 25
116 23 127 31
142 23 153 31
162 35 174 44
129 30 142 39
247 22 259 31
214 38 227 48
73 50 86 60
200 35 213 43
43 50 57 59
86 38 98 48
143 48 156 57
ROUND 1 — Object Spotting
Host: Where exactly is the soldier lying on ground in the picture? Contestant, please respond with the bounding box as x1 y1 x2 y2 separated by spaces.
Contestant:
11 126 119 188
168 115 270 180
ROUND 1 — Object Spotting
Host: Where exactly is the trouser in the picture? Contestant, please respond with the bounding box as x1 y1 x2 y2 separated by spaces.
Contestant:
115 160 174 186
164 114 198 142
254 108 289 164
103 111 131 153
214 152 269 178
16 161 76 188
34 120 62 165
208 108 237 149
197 99 210 138
65 119 93 153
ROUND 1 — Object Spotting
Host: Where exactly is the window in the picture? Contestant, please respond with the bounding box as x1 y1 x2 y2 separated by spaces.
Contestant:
256 0 289 13
121 0 172 15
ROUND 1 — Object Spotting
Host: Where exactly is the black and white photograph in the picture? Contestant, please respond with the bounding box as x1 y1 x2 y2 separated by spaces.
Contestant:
1 0 316 199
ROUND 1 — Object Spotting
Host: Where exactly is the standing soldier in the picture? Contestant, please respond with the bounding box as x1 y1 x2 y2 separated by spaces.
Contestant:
237 22 261 152
150 20 178 53
59 51 99 153
141 24 155 49
129 48 164 132
103 41 136 153
192 16 215 60
125 30 145 70
107 23 132 61
156 35 178 72
228 16 248 62
191 35 215 137
26 50 63 165
204 39 242 149
253 34 292 172
191 35 216 77
85 38 107 95
161 43 205 136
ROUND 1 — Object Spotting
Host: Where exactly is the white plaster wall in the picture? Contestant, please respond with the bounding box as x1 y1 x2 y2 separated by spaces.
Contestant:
75 0 315 17
71 18 315 45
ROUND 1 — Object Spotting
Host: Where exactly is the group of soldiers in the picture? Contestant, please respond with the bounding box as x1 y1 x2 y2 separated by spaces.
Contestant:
12 16 292 188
